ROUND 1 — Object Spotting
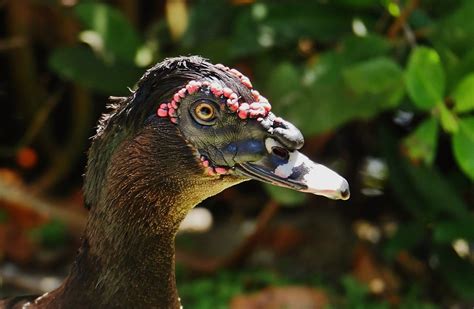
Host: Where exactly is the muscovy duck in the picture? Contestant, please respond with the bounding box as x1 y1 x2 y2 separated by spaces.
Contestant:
1 56 349 308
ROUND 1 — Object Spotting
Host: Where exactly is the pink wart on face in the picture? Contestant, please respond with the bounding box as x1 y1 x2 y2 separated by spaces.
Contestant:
199 155 230 176
156 65 271 123
156 65 273 175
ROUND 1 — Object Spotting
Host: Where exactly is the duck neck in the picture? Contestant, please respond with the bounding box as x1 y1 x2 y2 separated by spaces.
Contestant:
40 123 204 308
36 121 242 308
58 205 183 308
41 188 188 308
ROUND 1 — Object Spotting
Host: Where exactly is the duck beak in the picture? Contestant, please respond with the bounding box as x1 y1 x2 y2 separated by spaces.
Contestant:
235 138 350 200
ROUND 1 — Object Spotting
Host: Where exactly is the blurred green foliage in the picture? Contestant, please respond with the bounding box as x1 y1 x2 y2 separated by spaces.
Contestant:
49 0 474 182
49 3 144 94
178 268 286 308
178 269 439 308
0 210 8 224
6 0 472 306
29 219 68 249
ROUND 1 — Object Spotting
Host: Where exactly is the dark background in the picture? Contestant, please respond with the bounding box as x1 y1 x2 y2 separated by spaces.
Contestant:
1 0 473 308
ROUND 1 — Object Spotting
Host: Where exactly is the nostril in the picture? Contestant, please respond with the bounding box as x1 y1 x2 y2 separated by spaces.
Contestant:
272 120 288 129
271 146 290 161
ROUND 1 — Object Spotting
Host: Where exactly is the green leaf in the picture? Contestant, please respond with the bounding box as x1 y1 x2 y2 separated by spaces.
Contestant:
29 219 68 249
231 2 358 57
340 35 392 63
452 73 474 113
343 57 404 95
434 1 474 55
266 44 404 135
49 46 143 95
405 47 445 110
381 127 468 219
455 50 474 84
183 3 232 46
74 3 142 63
333 0 382 8
435 46 462 94
452 117 474 180
341 276 369 304
437 103 459 133
264 183 306 206
384 223 425 259
438 248 474 300
402 118 438 165
433 216 474 243
258 3 353 43
265 62 300 102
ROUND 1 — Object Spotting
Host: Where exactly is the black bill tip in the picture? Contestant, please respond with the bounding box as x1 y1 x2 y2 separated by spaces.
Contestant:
339 179 350 200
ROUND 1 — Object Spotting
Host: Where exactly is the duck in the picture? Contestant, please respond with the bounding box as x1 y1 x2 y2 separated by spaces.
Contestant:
1 56 349 309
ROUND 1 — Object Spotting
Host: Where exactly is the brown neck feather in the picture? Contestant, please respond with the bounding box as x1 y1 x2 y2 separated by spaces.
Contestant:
32 120 242 308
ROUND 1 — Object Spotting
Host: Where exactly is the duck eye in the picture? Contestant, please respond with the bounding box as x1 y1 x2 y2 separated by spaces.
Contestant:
192 101 217 124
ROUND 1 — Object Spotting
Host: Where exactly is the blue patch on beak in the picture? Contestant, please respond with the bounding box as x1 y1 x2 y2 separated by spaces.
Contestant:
224 139 265 164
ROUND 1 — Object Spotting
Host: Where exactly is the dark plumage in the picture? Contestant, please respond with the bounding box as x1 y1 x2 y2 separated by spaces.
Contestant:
1 56 349 308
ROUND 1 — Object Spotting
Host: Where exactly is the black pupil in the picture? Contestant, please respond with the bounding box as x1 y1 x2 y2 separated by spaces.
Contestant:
199 105 212 116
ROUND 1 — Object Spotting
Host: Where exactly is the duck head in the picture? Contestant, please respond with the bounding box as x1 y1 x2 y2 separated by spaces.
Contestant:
119 56 349 201
85 56 350 225
169 84 349 201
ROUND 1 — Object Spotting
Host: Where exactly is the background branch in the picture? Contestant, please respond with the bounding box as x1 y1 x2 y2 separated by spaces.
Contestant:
176 200 280 273
0 177 86 235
